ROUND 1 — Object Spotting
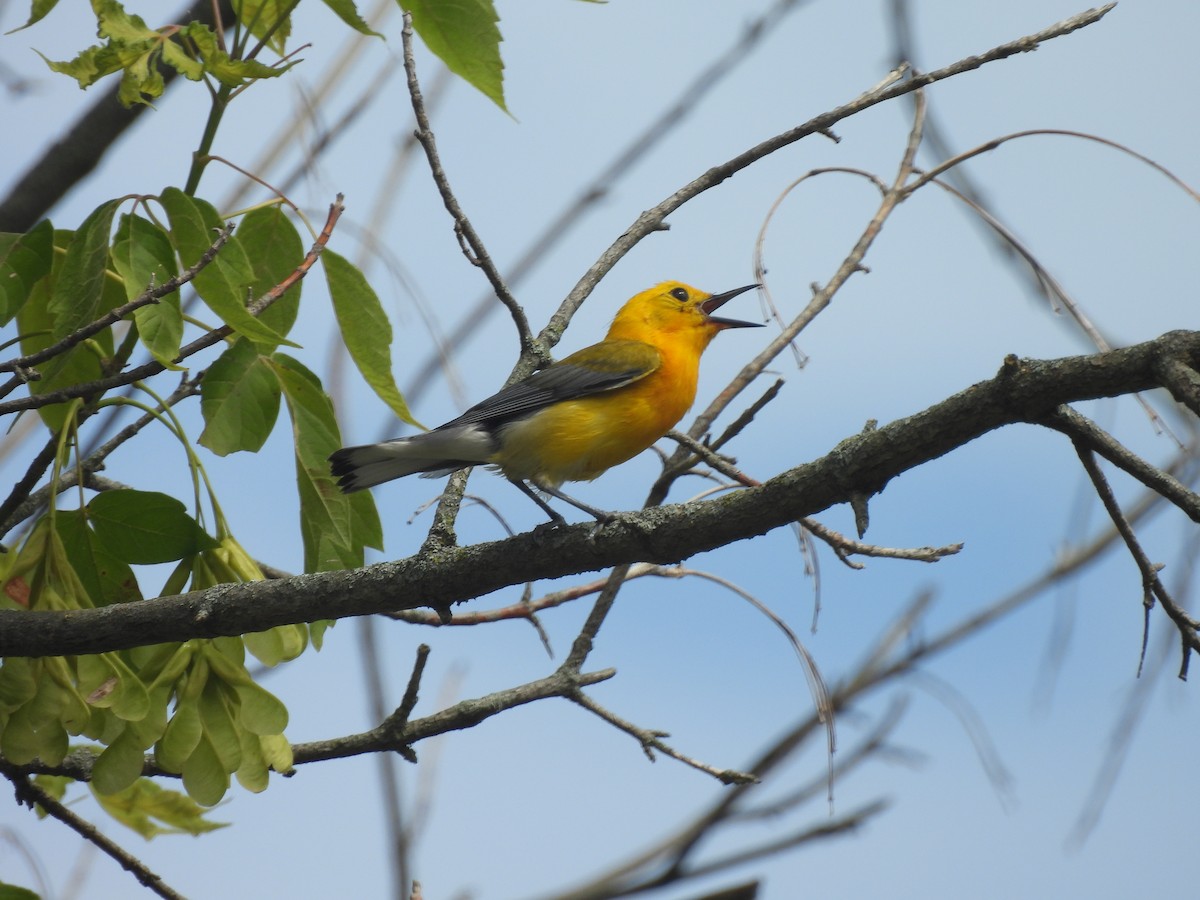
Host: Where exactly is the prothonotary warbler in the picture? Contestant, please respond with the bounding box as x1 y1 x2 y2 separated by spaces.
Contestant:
329 280 762 523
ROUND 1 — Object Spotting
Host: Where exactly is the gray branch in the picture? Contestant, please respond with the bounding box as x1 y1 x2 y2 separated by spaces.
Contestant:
2 328 1196 658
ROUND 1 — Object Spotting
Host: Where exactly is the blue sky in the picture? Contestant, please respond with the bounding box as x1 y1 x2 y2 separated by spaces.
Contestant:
2 1 1198 898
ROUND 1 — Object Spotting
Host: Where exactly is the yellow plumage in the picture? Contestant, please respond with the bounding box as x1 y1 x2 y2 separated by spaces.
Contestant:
330 280 760 522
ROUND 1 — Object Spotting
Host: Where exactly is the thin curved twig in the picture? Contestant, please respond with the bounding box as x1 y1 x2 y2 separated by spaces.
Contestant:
0 759 185 900
398 12 534 358
400 0 814 411
540 4 1115 349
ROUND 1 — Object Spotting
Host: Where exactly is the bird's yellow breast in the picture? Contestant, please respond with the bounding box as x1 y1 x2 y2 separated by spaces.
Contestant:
491 340 701 486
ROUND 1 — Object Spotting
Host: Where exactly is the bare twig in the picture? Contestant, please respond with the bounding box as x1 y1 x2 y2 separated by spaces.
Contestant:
1045 406 1200 522
649 89 929 508
802 517 964 565
568 691 756 785
384 563 672 626
398 12 534 358
1068 529 1199 846
1155 356 1200 418
710 378 787 453
292 666 617 765
1067 439 1200 677
358 615 413 893
0 759 184 900
560 564 633 674
905 127 1200 203
665 430 759 487
385 643 432 734
0 431 63 542
401 0 812 411
541 4 1115 348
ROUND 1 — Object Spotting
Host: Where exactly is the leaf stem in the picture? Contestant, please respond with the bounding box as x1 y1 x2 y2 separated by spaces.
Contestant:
184 84 234 196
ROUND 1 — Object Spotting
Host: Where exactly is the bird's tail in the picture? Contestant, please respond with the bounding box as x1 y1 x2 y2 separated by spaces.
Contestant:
329 425 494 493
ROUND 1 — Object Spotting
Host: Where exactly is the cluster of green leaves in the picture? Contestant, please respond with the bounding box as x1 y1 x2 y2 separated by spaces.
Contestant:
0 0 585 872
15 0 512 111
0 183 426 818
36 0 296 107
0 495 294 810
0 189 409 563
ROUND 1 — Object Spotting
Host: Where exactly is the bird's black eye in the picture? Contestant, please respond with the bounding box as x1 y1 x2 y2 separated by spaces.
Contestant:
670 287 689 302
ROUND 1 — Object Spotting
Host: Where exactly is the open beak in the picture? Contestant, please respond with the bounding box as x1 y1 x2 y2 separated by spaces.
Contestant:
700 283 762 329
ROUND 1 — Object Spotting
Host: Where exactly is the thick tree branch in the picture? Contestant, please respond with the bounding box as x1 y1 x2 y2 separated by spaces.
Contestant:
2 329 1197 657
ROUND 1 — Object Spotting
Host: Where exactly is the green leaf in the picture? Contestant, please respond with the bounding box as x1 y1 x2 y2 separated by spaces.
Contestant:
181 22 297 87
320 0 382 37
323 249 421 428
406 0 506 111
95 0 155 42
198 680 241 771
236 206 304 347
235 726 269 792
156 653 206 773
76 650 152 730
104 653 151 722
2 700 68 766
91 726 146 795
125 672 171 747
76 652 119 707
0 880 43 900
55 510 143 606
181 732 229 806
110 213 183 367
258 732 293 773
0 659 38 714
158 189 295 348
156 701 202 773
308 619 332 650
39 2 172 106
34 519 98 613
33 773 72 803
271 353 382 571
232 0 293 55
198 338 282 455
88 490 218 565
232 681 288 736
47 199 120 339
200 638 248 683
92 778 229 838
0 220 54 325
17 230 117 431
40 657 91 733
243 623 307 667
39 45 132 95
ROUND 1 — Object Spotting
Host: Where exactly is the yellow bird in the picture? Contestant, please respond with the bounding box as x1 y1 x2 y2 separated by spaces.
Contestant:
329 281 761 522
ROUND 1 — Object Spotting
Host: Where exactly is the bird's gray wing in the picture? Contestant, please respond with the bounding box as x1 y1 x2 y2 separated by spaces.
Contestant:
442 340 661 429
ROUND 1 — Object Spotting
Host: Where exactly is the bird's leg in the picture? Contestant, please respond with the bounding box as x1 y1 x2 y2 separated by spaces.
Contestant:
509 479 567 526
531 480 615 525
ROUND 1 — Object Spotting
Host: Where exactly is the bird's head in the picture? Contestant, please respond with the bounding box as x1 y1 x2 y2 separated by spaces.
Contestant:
607 281 762 348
